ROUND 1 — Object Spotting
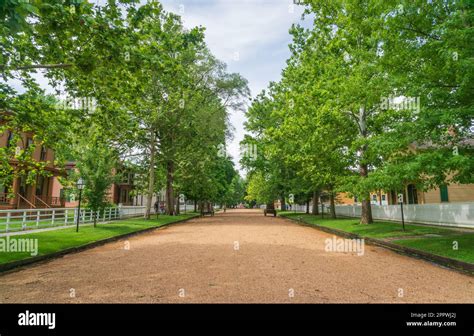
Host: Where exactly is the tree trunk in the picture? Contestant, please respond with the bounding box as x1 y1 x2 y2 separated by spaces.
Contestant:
166 160 175 215
358 106 373 224
306 199 310 214
280 197 286 211
312 190 320 215
359 162 373 224
93 210 97 227
145 131 156 220
175 196 180 215
361 198 373 224
329 192 336 219
194 199 197 212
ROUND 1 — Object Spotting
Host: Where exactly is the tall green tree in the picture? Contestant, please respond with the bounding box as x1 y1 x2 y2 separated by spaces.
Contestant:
75 127 117 227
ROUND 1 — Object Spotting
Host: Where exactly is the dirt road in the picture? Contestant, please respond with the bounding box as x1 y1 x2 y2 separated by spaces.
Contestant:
0 209 472 303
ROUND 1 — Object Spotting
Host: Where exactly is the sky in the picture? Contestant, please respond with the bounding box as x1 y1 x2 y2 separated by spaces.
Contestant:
159 0 308 172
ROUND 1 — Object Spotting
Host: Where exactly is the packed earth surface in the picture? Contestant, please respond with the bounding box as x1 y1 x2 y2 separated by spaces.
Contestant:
0 209 472 303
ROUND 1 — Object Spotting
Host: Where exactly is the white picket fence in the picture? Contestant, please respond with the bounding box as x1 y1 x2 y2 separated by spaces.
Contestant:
0 205 146 233
333 203 474 229
277 202 474 228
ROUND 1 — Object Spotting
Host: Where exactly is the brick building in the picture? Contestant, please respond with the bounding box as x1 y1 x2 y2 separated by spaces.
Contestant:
1 115 135 209
0 127 65 209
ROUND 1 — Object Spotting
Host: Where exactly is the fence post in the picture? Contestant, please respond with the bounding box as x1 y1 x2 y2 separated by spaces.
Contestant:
22 211 27 230
109 208 112 221
103 209 106 222
36 210 40 227
6 211 10 233
52 209 55 226
65 209 68 225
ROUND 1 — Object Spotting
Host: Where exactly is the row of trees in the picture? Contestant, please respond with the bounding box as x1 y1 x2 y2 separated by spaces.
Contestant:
242 0 473 224
1 1 248 218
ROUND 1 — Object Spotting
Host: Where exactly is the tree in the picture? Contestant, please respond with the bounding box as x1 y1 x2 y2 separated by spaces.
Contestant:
244 171 279 206
224 174 246 208
75 127 117 227
243 0 472 225
2 0 249 219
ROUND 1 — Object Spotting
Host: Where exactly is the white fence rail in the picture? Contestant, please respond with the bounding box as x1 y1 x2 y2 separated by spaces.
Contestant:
120 206 146 218
261 204 328 213
333 203 474 229
267 202 473 228
0 206 146 233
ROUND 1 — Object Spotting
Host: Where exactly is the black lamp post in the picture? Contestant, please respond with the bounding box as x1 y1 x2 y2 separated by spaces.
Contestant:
398 193 405 231
76 178 85 233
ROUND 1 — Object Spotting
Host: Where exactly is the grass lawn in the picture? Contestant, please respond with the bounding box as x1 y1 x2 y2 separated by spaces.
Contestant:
393 235 474 264
0 213 198 265
279 212 474 264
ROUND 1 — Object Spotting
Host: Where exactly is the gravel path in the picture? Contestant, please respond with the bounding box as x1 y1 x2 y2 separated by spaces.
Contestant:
0 209 472 303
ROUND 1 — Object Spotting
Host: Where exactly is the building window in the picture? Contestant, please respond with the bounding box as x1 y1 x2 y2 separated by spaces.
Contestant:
40 146 47 161
19 176 27 197
26 137 33 149
36 176 46 196
440 185 449 202
381 195 386 201
407 184 418 204
390 190 397 204
6 131 14 148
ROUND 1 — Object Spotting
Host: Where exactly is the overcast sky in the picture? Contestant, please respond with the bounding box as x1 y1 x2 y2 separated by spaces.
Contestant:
160 0 307 172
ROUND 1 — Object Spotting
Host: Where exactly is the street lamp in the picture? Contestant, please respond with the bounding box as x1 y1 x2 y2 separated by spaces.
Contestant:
398 193 405 231
76 178 85 233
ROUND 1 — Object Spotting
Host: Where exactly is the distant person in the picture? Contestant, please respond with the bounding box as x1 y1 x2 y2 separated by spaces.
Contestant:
154 201 159 214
